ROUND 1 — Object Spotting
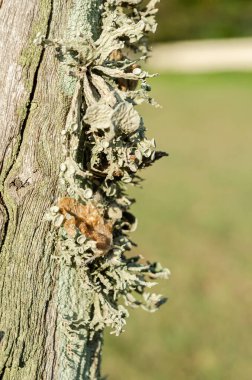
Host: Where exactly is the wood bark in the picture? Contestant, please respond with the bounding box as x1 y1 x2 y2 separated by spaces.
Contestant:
0 0 102 379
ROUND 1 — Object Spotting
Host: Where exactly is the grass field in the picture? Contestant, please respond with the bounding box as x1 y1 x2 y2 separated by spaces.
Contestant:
102 73 252 380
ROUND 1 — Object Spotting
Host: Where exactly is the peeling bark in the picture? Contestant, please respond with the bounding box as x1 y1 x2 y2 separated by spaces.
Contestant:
0 1 102 379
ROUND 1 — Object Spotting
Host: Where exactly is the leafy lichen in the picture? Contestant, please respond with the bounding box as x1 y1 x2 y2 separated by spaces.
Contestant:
35 0 169 364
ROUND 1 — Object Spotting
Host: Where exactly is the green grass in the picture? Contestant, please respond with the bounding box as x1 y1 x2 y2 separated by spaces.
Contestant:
102 73 252 380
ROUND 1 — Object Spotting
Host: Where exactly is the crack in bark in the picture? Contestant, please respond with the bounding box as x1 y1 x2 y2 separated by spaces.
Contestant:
0 332 14 378
0 368 5 379
0 194 8 251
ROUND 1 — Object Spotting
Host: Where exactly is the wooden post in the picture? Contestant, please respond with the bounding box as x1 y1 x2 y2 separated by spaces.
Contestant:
0 1 102 378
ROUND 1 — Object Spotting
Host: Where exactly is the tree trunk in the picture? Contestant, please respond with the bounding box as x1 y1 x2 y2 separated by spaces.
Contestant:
0 1 102 379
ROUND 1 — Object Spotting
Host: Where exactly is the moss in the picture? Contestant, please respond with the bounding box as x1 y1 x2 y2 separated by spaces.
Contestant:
16 104 28 121
19 0 52 92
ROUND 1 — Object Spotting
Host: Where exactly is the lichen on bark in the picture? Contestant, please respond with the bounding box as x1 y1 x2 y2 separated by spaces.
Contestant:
0 0 169 379
35 0 169 354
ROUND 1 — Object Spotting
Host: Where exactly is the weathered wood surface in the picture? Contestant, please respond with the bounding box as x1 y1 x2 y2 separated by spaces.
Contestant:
0 0 102 378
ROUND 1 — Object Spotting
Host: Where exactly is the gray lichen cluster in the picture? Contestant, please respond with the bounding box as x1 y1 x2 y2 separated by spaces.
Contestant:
35 0 169 337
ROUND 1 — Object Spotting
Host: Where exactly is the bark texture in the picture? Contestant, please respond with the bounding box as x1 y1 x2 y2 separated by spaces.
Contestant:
0 0 102 379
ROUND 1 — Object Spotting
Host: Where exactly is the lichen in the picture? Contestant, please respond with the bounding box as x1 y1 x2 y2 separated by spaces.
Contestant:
35 0 169 342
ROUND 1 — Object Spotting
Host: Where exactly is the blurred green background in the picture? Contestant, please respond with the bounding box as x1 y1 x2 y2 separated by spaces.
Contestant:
104 74 252 380
103 73 252 379
103 1 252 379
155 0 252 42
